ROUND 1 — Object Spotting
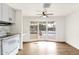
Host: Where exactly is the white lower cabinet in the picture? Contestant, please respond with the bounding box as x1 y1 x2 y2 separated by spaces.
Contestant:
2 35 20 55
0 40 1 55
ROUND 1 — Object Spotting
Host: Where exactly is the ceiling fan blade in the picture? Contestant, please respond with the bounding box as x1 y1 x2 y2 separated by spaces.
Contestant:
46 13 53 15
37 14 42 15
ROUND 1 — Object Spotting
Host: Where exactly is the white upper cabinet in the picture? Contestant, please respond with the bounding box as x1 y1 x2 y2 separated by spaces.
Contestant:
8 6 16 23
0 3 16 23
0 4 2 20
2 4 9 22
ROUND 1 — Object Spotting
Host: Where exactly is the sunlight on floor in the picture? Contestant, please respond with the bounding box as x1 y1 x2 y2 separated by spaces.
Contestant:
34 41 57 54
29 41 57 54
34 41 56 49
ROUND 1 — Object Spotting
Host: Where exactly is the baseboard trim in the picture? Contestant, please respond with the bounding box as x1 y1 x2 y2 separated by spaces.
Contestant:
66 41 79 50
23 40 65 43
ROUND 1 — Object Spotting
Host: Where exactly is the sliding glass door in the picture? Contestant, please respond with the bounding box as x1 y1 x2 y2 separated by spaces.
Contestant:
30 21 38 40
30 21 56 41
39 22 46 40
47 21 56 40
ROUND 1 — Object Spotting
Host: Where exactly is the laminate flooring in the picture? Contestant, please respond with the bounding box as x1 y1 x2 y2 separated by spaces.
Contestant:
17 41 79 55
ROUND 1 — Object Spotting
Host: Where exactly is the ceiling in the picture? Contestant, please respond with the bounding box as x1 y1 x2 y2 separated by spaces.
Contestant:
8 3 79 16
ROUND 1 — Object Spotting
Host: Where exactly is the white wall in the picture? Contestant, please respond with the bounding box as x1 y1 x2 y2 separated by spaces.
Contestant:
65 11 79 49
55 17 65 42
23 16 65 42
23 16 30 42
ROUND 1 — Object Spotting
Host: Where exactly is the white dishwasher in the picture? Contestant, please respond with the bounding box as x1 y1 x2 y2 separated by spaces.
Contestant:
2 35 20 55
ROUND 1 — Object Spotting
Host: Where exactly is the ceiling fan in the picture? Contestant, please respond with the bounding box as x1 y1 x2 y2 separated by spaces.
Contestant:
37 3 53 17
37 9 53 17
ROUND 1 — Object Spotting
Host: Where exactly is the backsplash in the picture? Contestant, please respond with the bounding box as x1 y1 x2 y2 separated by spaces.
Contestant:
0 26 10 33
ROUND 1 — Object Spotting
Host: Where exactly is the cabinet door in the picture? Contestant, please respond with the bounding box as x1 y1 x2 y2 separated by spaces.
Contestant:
0 3 2 20
8 6 16 23
2 35 19 55
0 40 1 55
12 9 16 23
2 4 9 22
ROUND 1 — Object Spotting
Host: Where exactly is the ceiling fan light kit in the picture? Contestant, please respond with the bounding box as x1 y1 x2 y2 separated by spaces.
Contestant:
43 3 51 8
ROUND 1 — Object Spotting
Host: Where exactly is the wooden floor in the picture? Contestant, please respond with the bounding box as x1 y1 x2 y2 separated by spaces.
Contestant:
17 41 79 55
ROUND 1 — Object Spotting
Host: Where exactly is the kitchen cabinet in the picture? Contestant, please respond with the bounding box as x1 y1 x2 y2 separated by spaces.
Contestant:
0 3 16 23
0 4 2 20
8 6 16 23
2 4 9 22
0 40 1 55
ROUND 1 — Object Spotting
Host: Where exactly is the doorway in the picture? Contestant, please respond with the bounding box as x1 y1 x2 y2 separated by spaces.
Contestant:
30 21 56 41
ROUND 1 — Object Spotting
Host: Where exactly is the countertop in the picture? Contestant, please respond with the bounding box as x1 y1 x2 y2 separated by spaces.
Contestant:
0 33 19 41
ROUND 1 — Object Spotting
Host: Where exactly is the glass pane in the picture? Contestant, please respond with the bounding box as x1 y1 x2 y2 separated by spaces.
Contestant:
47 21 56 40
39 22 46 40
30 21 38 40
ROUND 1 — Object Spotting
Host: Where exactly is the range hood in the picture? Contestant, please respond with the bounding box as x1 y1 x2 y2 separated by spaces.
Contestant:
0 21 13 26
